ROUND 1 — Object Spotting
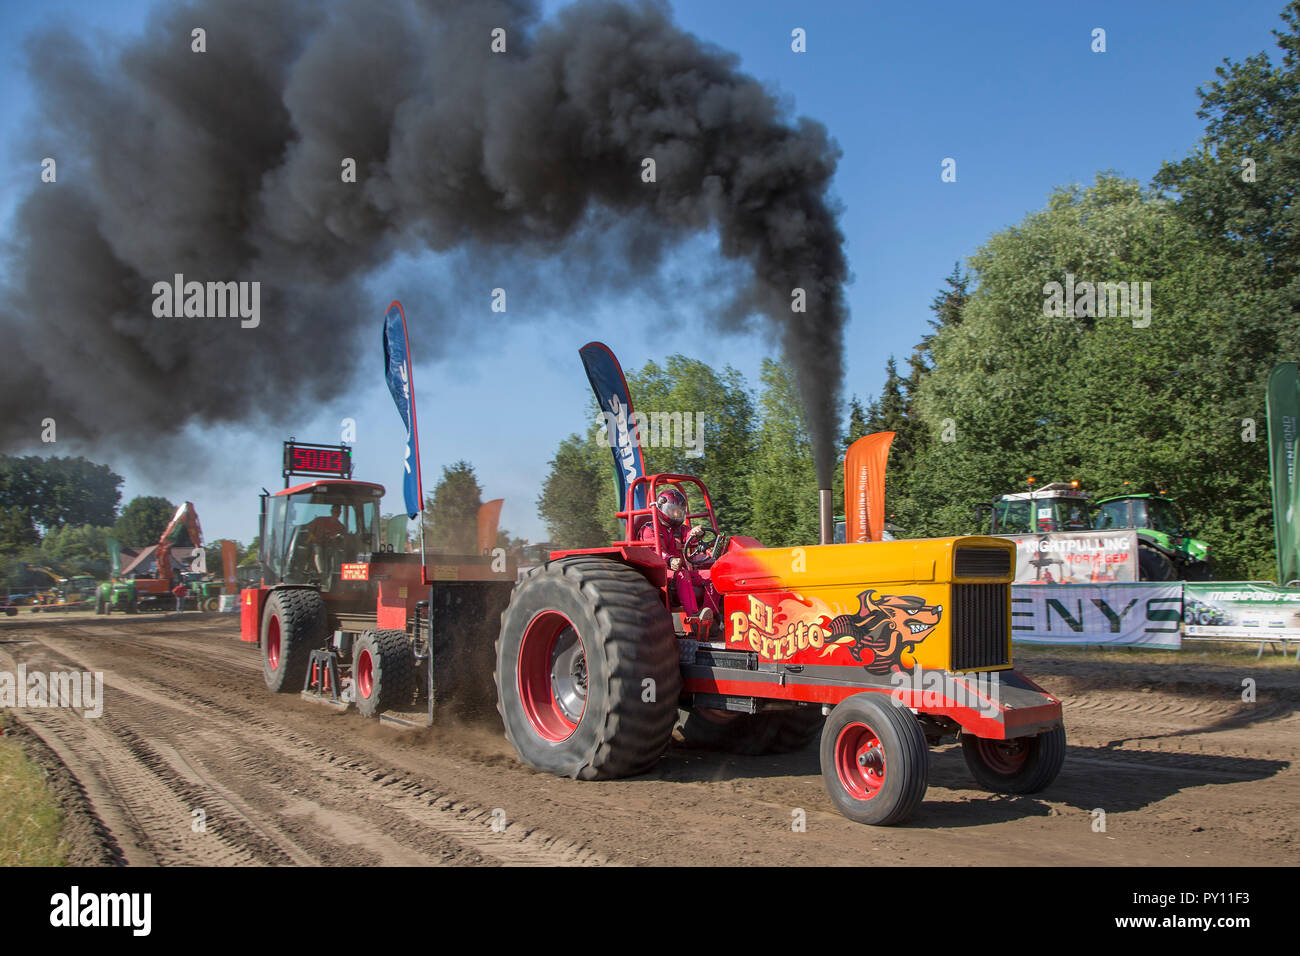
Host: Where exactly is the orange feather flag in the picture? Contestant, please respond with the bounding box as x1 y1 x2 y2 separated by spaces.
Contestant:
477 499 505 554
843 432 894 543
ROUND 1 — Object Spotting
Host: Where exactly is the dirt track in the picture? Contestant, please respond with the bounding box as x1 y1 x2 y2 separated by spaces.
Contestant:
1 615 1296 866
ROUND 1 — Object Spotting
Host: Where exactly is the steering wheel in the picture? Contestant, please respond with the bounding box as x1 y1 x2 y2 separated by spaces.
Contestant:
683 527 719 563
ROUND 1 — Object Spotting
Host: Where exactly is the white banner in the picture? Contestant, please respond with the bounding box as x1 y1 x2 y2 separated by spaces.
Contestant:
1183 582 1300 639
999 531 1138 584
1011 583 1182 648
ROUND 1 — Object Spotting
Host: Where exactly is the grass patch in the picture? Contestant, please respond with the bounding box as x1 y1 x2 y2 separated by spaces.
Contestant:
0 712 69 866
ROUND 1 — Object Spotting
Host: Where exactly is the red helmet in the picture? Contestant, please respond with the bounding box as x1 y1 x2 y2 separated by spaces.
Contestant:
652 487 688 526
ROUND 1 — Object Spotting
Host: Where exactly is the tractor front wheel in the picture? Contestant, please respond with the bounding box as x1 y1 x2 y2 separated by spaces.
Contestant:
820 693 928 826
354 629 416 717
961 725 1066 794
261 589 328 693
495 557 681 780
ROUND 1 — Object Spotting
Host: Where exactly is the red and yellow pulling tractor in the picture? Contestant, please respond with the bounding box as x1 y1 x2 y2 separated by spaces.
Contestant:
495 473 1065 826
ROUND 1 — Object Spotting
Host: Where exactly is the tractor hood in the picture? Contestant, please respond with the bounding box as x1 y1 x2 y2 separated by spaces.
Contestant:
710 536 1016 594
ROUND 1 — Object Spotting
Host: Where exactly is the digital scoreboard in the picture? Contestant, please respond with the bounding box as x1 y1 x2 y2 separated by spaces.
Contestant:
283 440 353 485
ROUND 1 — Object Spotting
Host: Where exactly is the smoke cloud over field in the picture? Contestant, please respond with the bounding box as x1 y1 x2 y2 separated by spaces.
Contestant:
1 0 848 484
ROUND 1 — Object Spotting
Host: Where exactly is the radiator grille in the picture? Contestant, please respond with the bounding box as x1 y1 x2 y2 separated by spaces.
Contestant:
951 583 1010 670
954 547 1012 577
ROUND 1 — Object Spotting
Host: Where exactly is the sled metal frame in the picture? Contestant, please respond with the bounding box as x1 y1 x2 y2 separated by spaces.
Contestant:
302 648 349 711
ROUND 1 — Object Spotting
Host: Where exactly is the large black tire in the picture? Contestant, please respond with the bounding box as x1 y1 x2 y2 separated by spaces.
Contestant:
495 557 681 780
961 725 1066 794
674 705 824 755
820 693 928 826
261 589 329 693
1137 544 1176 581
354 629 416 718
94 595 106 615
124 595 138 615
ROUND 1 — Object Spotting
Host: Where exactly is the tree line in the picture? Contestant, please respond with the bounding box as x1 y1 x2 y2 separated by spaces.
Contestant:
0 456 253 591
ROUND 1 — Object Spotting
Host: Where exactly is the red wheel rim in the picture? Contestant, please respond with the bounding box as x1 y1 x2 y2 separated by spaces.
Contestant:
266 616 281 670
357 648 374 699
517 611 586 742
976 737 1029 774
835 721 886 800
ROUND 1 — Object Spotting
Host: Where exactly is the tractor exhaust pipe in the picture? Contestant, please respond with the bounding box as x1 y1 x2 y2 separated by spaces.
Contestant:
819 488 834 545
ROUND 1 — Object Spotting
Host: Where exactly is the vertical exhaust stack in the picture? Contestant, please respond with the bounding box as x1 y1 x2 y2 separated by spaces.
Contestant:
819 489 834 545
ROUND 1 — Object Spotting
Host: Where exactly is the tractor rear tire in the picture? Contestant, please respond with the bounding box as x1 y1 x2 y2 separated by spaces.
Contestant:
820 693 928 826
766 706 827 753
674 705 824 755
961 725 1066 795
95 595 106 615
354 629 416 717
261 589 329 694
495 557 682 780
124 596 137 615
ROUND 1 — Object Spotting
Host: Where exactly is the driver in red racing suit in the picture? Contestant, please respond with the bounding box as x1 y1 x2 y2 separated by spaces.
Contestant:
638 486 722 635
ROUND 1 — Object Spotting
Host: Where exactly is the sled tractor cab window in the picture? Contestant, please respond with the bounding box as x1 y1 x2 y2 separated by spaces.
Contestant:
1054 501 1091 531
991 499 1032 534
263 482 383 586
991 492 1093 535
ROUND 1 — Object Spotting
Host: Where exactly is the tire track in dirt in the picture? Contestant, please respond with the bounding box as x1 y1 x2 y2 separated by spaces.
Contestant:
3 625 609 866
5 617 1299 866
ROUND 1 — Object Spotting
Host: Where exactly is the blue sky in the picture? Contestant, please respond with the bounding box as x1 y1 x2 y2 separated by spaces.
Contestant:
0 0 1290 545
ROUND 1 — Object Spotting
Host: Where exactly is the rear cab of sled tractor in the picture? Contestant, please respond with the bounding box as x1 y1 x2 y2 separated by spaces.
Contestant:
496 473 1065 826
240 441 515 722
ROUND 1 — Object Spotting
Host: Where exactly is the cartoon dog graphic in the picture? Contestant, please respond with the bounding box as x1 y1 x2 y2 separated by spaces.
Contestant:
827 590 943 675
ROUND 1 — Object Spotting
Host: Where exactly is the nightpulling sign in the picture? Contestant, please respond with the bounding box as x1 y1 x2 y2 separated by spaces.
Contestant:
1010 583 1183 648
1001 531 1138 584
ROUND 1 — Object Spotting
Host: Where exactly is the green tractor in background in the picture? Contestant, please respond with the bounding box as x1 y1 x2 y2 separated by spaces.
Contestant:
977 481 1213 582
1091 492 1213 581
95 570 223 613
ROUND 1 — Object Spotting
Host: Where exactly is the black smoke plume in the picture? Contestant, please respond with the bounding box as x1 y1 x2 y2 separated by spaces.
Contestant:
1 0 847 485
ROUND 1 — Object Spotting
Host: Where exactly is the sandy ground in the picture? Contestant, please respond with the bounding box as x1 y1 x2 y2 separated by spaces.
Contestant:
0 614 1296 866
